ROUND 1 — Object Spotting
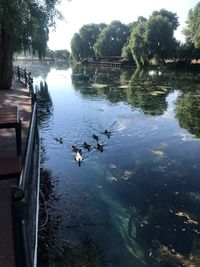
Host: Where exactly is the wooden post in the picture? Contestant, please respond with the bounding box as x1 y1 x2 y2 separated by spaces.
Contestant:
24 68 27 86
17 66 20 81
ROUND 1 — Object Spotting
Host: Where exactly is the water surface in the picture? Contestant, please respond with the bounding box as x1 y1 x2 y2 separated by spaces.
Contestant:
17 61 200 266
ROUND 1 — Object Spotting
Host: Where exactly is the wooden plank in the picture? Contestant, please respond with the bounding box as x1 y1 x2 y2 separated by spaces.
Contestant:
0 107 21 155
0 107 18 125
0 157 21 179
0 179 16 267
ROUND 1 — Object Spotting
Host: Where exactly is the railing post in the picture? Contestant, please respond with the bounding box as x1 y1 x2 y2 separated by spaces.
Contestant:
12 196 32 267
28 72 31 86
17 66 20 81
24 68 27 86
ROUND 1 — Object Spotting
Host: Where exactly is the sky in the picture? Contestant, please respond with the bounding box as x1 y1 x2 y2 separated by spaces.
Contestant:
48 0 200 51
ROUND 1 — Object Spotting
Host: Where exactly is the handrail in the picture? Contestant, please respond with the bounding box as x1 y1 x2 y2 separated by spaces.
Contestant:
12 66 40 267
13 66 33 88
19 102 37 189
12 101 39 267
13 66 35 105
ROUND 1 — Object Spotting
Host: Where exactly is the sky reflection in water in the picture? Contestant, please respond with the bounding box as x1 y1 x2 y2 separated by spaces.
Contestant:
18 61 200 266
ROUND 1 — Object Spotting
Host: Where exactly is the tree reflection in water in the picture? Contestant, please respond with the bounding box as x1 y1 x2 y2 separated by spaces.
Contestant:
176 91 200 138
25 61 200 267
70 66 200 266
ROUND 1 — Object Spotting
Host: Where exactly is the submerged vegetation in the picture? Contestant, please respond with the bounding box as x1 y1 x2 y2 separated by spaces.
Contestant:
30 59 200 266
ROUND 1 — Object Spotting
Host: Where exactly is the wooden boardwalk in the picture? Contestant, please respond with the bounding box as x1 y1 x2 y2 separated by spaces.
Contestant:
0 81 31 267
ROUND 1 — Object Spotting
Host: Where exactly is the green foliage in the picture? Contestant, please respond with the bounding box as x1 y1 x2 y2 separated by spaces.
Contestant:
176 91 200 138
46 48 70 60
79 23 107 59
121 43 134 64
176 43 200 61
71 23 106 61
151 9 179 30
94 21 130 58
185 2 200 48
128 9 179 67
146 9 179 62
0 0 63 89
71 33 84 61
129 20 148 67
0 0 61 57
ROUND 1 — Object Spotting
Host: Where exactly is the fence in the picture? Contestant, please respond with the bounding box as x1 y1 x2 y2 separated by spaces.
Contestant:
13 66 36 105
12 67 40 267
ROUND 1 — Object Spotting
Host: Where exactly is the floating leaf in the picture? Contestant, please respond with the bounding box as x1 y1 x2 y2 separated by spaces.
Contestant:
122 170 135 180
151 149 165 156
91 83 107 89
109 163 117 169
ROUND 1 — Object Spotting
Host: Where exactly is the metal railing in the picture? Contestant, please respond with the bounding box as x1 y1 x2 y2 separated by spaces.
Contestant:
13 66 36 105
12 67 40 267
13 66 33 88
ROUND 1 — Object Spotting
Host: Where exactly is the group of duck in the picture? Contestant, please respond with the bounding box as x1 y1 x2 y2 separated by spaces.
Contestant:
72 129 111 166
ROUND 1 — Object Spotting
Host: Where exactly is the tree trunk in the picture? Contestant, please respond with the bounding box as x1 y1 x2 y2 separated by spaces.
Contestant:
0 26 13 90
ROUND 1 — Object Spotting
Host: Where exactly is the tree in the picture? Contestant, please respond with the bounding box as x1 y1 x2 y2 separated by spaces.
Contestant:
46 48 70 60
176 43 200 61
0 0 62 90
70 23 106 61
94 21 130 58
54 49 70 60
146 9 179 62
79 23 106 59
129 20 149 67
185 2 200 48
121 43 135 65
70 33 84 61
121 18 147 65
129 10 179 67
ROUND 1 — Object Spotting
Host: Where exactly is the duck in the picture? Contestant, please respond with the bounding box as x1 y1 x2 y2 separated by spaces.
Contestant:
72 145 81 152
75 151 83 166
104 129 111 138
83 142 91 151
55 137 64 144
96 143 104 152
92 134 99 142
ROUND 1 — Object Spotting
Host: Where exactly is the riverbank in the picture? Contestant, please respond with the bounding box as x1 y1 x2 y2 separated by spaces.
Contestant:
80 59 200 71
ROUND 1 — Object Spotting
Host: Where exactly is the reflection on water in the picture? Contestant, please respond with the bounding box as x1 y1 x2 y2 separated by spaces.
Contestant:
18 61 200 266
176 91 200 138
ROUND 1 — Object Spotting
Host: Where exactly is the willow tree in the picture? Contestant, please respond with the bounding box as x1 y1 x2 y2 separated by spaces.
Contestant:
185 2 200 49
146 9 179 63
0 0 61 90
94 21 130 58
130 20 149 67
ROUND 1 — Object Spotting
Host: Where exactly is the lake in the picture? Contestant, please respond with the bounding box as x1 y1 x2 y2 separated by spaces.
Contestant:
16 60 200 267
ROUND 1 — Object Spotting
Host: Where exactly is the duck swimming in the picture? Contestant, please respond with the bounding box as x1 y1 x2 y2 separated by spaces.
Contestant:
104 130 111 138
72 145 81 153
83 142 91 151
96 143 104 152
55 137 64 144
92 134 99 142
75 151 83 166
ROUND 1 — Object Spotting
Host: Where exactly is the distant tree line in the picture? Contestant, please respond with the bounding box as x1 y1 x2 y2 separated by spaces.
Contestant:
45 48 70 60
15 48 70 61
70 3 200 67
